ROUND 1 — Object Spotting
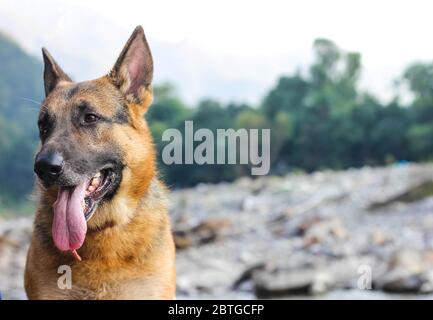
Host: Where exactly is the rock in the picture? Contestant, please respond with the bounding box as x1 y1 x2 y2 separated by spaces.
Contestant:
0 235 19 248
0 217 33 300
387 250 424 273
301 217 348 247
253 267 332 298
369 180 433 211
380 271 424 293
173 232 194 250
232 263 266 290
375 249 433 293
419 270 433 293
369 230 392 246
173 218 231 250
297 216 323 236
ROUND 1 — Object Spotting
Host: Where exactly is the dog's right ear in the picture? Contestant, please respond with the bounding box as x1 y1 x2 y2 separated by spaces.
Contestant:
42 47 72 96
109 26 153 104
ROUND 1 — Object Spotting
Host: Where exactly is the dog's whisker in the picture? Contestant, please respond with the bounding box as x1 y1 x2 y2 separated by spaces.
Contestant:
35 179 47 191
19 97 41 108
19 97 41 105
22 108 39 113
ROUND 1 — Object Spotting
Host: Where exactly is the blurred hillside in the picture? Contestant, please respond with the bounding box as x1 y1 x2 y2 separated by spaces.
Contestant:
3 33 433 212
0 32 43 210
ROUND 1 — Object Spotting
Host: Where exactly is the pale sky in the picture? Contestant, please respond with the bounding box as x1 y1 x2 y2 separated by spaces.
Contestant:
54 0 431 56
1 0 432 104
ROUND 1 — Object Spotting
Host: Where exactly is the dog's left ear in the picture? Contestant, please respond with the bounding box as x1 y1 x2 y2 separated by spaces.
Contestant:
110 26 153 104
42 47 72 97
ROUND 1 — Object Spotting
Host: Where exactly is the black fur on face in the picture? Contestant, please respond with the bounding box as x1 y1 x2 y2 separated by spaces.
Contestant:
36 26 155 223
35 82 128 203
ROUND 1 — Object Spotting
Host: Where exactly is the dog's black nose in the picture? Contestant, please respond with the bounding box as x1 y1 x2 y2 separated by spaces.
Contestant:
34 151 64 181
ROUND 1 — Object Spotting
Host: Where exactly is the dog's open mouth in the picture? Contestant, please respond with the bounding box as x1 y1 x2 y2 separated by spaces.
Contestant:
51 168 117 258
83 169 115 220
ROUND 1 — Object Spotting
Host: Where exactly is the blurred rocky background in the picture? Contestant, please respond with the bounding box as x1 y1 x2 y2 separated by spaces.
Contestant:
4 163 433 299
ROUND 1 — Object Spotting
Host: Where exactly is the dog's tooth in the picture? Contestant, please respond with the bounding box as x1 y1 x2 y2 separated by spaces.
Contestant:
91 177 100 186
87 185 95 192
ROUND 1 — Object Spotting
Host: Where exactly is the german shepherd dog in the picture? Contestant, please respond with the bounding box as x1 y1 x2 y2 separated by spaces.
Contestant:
24 26 176 299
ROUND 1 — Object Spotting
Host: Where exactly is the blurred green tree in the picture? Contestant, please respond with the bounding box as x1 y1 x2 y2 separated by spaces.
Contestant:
3 31 433 213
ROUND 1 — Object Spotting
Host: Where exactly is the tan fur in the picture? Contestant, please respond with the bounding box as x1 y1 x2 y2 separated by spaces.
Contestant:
25 72 176 299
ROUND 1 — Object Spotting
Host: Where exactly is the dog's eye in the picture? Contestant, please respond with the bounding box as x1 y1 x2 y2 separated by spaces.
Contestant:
38 116 49 136
84 113 100 124
39 124 48 136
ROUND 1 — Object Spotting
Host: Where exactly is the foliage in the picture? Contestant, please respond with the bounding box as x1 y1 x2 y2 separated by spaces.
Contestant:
3 32 433 209
0 33 43 206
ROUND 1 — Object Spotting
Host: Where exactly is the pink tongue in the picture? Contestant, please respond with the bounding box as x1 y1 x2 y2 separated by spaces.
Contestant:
52 184 88 252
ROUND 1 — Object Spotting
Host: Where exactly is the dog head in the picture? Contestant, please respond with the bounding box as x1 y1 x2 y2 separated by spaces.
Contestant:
35 26 156 252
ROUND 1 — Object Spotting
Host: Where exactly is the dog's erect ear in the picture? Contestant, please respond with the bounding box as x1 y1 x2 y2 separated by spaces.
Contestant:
110 26 153 103
42 48 72 96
